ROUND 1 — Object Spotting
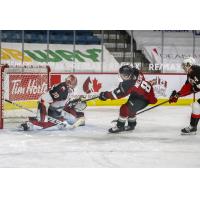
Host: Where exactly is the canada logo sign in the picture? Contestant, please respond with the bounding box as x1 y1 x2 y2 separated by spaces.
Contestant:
83 77 102 94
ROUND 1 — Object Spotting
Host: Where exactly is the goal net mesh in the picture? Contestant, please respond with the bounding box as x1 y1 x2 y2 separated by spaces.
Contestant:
0 64 50 127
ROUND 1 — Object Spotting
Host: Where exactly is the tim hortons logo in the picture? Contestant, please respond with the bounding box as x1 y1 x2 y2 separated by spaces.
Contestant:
83 77 102 94
9 75 48 100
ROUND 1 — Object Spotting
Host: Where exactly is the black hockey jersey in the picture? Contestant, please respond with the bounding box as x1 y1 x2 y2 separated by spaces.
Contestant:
49 82 70 101
179 65 200 96
187 65 200 92
104 72 157 104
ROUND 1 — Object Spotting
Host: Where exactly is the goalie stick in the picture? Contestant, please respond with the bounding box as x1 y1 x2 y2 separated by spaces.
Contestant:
5 99 66 127
5 95 99 129
69 95 99 104
47 95 100 110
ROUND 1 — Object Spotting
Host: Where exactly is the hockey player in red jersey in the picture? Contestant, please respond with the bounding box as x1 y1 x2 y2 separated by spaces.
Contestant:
20 74 86 131
99 65 157 133
169 57 200 135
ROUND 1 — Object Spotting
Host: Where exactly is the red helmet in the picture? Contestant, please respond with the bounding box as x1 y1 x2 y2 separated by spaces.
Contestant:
65 74 77 89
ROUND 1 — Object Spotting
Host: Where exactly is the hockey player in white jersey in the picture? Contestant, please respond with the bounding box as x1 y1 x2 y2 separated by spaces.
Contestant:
19 74 86 131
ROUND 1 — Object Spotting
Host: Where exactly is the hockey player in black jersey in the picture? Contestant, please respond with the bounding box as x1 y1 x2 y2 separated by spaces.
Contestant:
169 57 200 135
20 74 86 131
99 65 157 133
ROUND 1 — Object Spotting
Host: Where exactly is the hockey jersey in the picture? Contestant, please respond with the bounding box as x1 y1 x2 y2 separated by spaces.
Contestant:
178 65 200 97
49 82 71 101
105 72 157 104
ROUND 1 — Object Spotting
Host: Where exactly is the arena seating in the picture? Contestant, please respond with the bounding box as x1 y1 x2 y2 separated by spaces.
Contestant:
130 30 200 68
131 30 200 50
0 30 101 44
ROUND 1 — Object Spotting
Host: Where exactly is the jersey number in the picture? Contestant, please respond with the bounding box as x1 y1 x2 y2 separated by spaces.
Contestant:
140 81 151 93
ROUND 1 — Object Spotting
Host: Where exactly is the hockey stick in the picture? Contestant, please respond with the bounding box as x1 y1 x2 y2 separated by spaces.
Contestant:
5 99 66 126
69 95 99 104
136 100 169 116
111 100 170 123
136 88 197 116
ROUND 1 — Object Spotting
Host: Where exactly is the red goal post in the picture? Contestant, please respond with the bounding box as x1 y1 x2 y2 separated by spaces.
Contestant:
0 64 51 129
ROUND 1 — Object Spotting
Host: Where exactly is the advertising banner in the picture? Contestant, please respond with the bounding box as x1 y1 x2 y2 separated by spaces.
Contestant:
51 73 197 105
143 46 200 73
0 43 119 72
6 74 48 101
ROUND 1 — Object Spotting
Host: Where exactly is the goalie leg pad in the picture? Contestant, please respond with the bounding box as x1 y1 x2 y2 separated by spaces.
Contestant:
37 100 48 122
62 108 85 126
29 117 58 129
37 92 53 122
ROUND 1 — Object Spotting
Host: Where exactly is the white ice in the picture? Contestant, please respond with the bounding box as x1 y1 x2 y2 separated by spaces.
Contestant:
0 106 200 167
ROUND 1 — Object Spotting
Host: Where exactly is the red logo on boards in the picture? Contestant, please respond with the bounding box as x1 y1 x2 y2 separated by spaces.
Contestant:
83 77 102 94
9 74 48 101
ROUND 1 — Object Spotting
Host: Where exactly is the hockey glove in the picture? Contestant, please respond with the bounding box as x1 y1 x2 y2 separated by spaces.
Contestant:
169 90 180 103
73 101 87 112
99 92 108 101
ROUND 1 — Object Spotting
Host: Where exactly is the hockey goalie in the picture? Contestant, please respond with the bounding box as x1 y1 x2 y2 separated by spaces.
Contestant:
19 74 87 131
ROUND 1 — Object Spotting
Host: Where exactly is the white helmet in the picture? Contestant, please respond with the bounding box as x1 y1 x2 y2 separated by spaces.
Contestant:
182 57 195 73
65 74 77 89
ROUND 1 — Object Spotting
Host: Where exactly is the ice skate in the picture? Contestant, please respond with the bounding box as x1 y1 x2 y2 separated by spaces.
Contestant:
108 125 125 133
108 119 126 134
181 126 197 135
18 121 33 131
124 125 135 131
124 120 136 132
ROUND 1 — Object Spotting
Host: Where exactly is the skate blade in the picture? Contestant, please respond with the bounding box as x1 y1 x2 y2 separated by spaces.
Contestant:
181 132 197 136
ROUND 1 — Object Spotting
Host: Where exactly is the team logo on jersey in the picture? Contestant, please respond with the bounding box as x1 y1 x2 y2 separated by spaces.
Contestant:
83 77 102 94
61 86 66 92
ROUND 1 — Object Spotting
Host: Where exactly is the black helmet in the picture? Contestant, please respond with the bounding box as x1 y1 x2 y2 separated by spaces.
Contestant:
119 65 139 81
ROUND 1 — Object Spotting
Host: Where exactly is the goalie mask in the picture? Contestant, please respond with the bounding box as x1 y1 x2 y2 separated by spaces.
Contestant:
119 65 139 81
66 74 77 89
182 57 195 73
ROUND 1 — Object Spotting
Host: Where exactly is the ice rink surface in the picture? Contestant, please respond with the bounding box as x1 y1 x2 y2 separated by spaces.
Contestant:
0 106 200 168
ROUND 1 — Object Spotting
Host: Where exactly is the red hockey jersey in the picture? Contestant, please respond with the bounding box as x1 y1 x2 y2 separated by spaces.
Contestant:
105 72 157 104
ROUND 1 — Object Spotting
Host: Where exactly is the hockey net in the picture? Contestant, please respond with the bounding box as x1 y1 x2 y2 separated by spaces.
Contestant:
0 64 51 129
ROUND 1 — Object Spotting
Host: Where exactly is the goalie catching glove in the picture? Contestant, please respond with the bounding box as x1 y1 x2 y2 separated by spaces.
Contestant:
169 90 180 103
67 97 87 111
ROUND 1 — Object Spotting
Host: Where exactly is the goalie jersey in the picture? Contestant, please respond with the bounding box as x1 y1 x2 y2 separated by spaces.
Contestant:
49 82 71 101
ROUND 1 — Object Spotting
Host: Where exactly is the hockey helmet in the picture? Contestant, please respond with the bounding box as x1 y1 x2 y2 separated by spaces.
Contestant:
119 65 139 81
182 57 196 72
65 74 77 89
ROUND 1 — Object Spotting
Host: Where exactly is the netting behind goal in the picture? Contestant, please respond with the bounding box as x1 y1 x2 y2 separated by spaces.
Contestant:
0 64 51 128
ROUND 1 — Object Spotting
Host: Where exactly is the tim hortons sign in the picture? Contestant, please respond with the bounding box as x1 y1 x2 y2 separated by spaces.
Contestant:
9 74 48 101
